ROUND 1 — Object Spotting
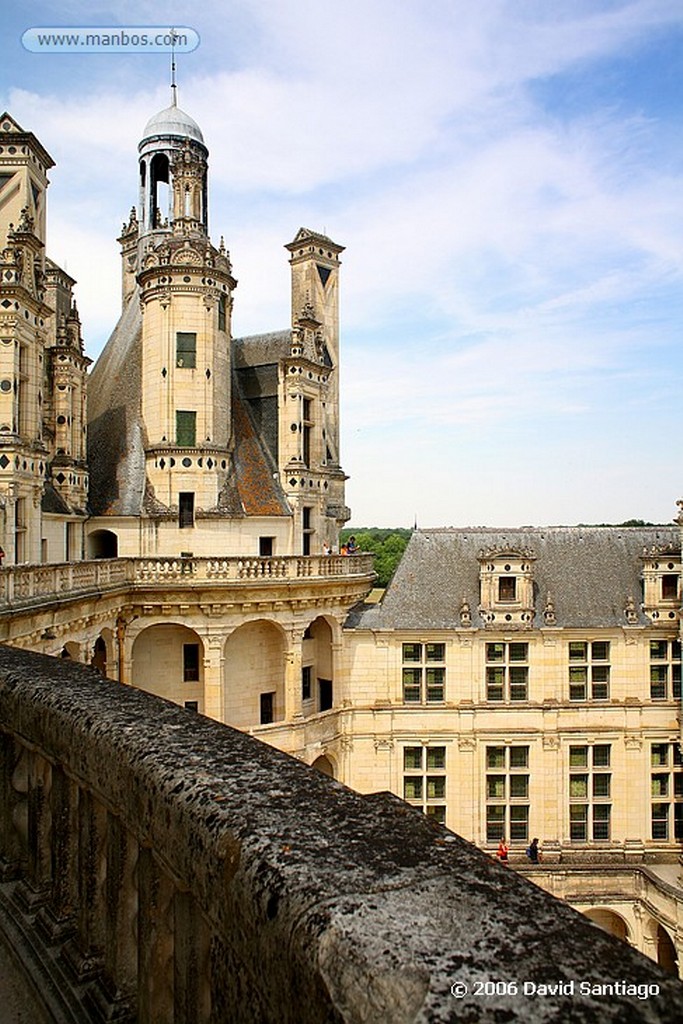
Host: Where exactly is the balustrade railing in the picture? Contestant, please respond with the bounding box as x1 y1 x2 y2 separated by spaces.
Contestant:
0 553 375 610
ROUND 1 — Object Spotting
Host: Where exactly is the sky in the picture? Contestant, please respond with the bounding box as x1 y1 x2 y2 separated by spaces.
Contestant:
2 0 682 528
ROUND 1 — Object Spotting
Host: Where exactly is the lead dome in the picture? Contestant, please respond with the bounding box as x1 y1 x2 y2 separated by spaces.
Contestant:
141 103 204 144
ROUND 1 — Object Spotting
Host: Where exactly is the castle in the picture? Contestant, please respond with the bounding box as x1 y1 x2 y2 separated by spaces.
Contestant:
0 101 681 976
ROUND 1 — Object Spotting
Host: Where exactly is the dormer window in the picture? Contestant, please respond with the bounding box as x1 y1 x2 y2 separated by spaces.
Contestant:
478 547 535 629
641 550 681 624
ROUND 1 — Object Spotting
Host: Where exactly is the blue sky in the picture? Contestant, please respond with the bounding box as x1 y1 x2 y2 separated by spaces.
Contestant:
2 1 682 527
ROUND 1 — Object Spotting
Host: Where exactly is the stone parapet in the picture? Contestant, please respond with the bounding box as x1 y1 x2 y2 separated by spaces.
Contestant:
0 553 375 612
0 646 681 1023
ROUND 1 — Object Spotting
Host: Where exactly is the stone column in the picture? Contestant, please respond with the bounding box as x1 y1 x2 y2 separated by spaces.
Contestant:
24 748 52 905
0 733 24 879
174 890 211 1024
202 633 224 722
138 847 175 1023
42 765 79 939
103 813 138 1009
70 789 107 980
283 628 304 722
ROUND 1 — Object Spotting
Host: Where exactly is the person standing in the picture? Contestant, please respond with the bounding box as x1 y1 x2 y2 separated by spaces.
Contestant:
497 837 509 864
526 837 542 863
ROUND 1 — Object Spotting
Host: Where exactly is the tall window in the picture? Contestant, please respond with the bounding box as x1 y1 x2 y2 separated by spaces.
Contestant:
301 665 312 701
650 640 681 700
176 332 197 368
486 643 528 701
651 743 683 840
402 643 445 703
568 642 610 701
260 692 274 724
176 410 196 446
183 643 200 682
662 574 679 600
218 295 227 332
178 492 194 528
569 745 611 841
403 745 446 823
486 746 529 842
498 576 517 602
302 506 313 556
302 397 313 467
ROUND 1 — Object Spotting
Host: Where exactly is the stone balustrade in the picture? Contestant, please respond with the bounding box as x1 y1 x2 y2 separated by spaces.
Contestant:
0 553 375 611
0 646 681 1023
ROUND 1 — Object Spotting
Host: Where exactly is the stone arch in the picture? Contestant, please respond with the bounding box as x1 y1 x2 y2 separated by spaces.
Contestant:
60 641 81 661
88 529 118 559
584 908 630 943
302 615 337 714
655 923 678 975
223 620 286 729
132 624 204 710
312 754 335 778
91 628 114 677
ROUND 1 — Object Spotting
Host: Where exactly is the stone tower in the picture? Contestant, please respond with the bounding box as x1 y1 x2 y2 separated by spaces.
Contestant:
0 112 89 564
282 229 349 552
131 98 236 523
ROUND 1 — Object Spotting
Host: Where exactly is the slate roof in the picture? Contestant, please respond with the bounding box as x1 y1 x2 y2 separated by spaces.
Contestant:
87 298 291 519
87 293 145 516
346 526 681 631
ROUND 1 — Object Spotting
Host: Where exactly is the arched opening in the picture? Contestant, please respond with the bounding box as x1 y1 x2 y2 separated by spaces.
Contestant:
656 924 678 975
312 755 335 778
224 621 285 729
150 153 170 228
584 909 630 943
302 616 335 715
91 636 107 675
132 624 204 710
88 529 118 559
60 641 80 661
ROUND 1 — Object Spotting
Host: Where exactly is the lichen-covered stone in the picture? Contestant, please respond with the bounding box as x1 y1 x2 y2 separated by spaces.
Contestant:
0 645 681 1023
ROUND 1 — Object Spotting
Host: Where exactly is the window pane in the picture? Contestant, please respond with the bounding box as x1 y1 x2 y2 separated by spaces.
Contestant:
176 410 196 446
650 640 668 660
509 666 528 700
570 746 588 767
426 747 445 770
651 744 669 767
509 775 528 799
570 775 588 799
591 642 610 661
426 777 445 800
486 643 505 663
593 775 611 798
426 806 446 824
403 747 423 770
652 804 669 840
403 667 421 703
486 747 505 769
672 640 681 661
182 643 200 682
403 778 423 800
509 805 529 840
570 805 587 840
509 643 528 662
176 331 197 368
592 805 610 840
402 643 422 663
498 577 516 602
426 643 445 662
487 775 505 798
569 642 587 661
592 745 611 768
509 747 529 769
426 667 445 701
651 774 669 798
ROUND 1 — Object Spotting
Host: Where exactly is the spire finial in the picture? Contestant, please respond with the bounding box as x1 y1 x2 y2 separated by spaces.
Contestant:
170 28 178 106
